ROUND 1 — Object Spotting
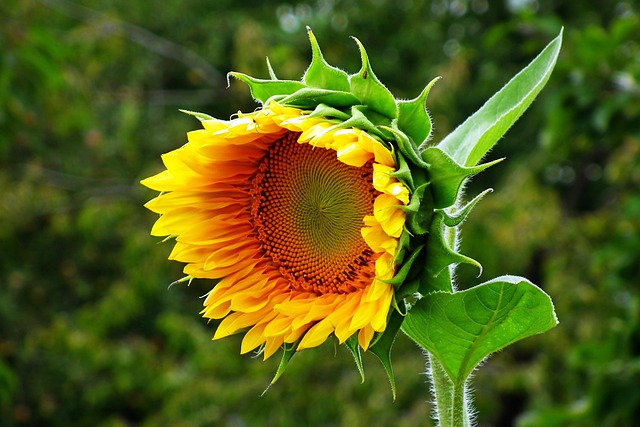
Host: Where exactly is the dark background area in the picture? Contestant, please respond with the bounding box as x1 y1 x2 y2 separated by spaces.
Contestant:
1 0 639 425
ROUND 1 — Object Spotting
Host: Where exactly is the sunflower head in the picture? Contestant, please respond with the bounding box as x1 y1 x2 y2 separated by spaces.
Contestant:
142 28 492 392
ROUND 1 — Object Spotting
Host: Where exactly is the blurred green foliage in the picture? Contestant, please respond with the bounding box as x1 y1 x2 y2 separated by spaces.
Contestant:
1 0 639 426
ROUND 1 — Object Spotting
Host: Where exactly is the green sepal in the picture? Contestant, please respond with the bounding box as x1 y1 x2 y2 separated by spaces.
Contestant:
277 88 360 110
178 109 214 121
441 188 493 228
421 212 482 294
400 182 434 236
422 146 503 209
308 103 351 121
267 340 300 390
398 76 441 148
228 71 306 104
370 306 405 400
304 28 351 91
381 125 429 169
349 37 398 120
345 335 366 383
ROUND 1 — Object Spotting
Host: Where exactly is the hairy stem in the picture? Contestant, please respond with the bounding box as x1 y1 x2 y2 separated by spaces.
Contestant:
428 353 472 427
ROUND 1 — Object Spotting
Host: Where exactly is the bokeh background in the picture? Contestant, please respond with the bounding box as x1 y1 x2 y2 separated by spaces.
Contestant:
1 0 639 426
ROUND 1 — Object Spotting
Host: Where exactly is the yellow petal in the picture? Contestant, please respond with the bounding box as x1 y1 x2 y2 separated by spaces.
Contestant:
263 335 285 359
335 142 373 167
298 318 335 350
356 131 375 154
370 290 393 331
374 195 406 238
264 316 295 338
358 325 376 351
361 224 398 255
372 139 395 167
374 252 396 280
349 299 378 331
241 322 268 354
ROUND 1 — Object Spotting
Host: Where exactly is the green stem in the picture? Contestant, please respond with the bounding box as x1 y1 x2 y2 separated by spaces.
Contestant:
428 353 472 427
427 193 472 426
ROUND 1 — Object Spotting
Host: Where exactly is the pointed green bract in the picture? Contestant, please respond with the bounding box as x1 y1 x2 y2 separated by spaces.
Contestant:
422 146 503 209
278 88 360 109
179 109 214 121
345 335 366 383
348 38 398 120
265 57 278 80
438 29 563 167
370 308 405 400
228 72 306 104
269 340 300 387
304 28 351 91
308 103 351 121
390 150 415 190
400 182 433 235
382 125 429 169
385 244 424 287
398 77 440 147
402 276 558 384
422 212 482 293
440 189 493 228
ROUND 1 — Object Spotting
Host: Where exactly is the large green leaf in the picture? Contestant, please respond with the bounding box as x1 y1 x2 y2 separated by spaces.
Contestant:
437 29 563 167
402 276 558 384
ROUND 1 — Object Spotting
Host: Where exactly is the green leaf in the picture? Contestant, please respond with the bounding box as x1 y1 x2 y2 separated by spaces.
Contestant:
422 146 503 209
402 275 558 384
397 76 440 147
348 37 398 120
303 28 351 91
437 29 563 167
228 71 306 104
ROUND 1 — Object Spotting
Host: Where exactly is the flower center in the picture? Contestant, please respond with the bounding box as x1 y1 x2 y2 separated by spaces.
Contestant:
250 132 379 295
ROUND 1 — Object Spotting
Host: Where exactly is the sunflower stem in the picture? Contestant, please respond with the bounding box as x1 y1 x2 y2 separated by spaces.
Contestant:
428 353 472 427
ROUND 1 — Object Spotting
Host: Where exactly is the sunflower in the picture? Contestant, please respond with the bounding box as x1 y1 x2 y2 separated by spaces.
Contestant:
142 29 459 380
142 100 409 358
